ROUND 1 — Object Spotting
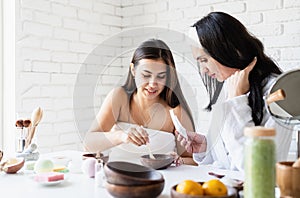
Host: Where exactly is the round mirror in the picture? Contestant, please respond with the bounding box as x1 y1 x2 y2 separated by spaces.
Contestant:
266 69 300 125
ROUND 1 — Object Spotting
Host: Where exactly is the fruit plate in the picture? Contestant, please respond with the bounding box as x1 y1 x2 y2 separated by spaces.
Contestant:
170 182 237 198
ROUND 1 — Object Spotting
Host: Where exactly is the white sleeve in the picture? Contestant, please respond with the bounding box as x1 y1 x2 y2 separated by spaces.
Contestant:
192 152 208 164
222 94 293 170
192 139 213 165
221 95 254 171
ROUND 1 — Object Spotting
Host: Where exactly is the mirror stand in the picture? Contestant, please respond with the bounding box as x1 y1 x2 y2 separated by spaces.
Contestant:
298 130 300 158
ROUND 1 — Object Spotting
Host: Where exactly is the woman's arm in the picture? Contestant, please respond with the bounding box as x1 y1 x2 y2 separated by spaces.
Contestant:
173 106 198 165
84 87 149 152
83 87 125 152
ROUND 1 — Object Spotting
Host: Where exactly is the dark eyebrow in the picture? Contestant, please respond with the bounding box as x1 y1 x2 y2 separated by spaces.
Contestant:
143 70 167 75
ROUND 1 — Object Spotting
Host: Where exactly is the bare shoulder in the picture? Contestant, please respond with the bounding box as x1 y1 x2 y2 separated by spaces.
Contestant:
110 87 128 97
106 87 127 99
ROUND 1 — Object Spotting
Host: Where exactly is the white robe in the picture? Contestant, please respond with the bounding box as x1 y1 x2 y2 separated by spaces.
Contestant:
108 122 176 165
193 76 293 171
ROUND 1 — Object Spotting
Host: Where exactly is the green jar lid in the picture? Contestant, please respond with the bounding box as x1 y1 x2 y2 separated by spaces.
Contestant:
244 126 276 137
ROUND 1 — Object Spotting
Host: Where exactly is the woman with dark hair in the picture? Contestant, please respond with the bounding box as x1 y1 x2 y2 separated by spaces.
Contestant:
84 39 196 165
177 12 293 170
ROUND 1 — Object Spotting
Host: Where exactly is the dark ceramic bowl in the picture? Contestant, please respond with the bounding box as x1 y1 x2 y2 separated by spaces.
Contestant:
104 161 164 186
170 182 237 198
105 181 164 198
140 154 174 170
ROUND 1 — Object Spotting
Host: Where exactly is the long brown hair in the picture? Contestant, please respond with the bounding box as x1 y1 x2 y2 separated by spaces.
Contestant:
122 39 195 130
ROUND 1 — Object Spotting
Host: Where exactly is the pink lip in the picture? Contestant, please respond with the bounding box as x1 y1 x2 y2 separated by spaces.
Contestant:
145 89 157 95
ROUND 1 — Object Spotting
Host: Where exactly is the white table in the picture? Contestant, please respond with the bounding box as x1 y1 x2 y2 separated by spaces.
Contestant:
0 150 244 198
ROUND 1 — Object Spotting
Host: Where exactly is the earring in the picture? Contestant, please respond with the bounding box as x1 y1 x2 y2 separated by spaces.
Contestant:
130 63 134 70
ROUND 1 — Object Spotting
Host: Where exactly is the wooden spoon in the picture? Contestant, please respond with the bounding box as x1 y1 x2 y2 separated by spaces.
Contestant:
25 107 43 148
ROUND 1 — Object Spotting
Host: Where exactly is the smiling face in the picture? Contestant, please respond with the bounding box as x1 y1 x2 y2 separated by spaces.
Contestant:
191 46 239 82
132 59 167 100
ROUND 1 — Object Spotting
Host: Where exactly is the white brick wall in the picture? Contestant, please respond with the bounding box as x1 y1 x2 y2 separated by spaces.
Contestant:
16 0 121 153
15 0 300 157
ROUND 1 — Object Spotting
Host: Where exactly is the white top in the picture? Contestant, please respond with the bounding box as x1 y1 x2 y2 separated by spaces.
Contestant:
108 122 176 164
193 76 293 171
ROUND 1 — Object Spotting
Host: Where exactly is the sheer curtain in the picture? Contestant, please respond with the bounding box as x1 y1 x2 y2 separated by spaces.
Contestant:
1 0 15 155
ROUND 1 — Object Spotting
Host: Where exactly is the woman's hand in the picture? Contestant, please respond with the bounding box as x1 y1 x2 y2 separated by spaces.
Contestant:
121 126 149 146
167 151 184 166
176 131 207 153
227 57 257 99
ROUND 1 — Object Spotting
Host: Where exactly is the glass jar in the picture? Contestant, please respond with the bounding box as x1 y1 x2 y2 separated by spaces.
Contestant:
15 127 25 153
244 126 276 198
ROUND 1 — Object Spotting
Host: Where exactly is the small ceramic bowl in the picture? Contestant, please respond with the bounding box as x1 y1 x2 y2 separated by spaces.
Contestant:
105 180 164 198
276 161 300 197
140 154 174 170
51 156 71 166
82 152 109 164
170 182 237 198
104 161 164 186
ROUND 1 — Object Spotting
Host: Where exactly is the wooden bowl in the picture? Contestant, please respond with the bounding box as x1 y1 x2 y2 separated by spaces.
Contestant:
276 161 300 197
170 182 237 198
105 180 164 198
2 157 25 174
140 154 174 170
104 161 164 186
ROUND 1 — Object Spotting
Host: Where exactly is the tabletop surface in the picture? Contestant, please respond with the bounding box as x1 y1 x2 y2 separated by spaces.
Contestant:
0 150 244 198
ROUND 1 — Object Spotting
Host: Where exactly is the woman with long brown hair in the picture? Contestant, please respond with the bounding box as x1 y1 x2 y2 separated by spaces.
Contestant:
84 39 196 165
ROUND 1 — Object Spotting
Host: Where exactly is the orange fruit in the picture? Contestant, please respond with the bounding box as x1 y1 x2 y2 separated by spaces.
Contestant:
176 180 203 196
202 179 227 196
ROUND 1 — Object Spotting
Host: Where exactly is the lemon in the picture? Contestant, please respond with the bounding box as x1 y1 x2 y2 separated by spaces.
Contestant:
176 180 203 196
202 179 227 196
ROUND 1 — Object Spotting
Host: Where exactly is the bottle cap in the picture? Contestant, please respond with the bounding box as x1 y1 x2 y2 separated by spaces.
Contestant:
244 126 276 137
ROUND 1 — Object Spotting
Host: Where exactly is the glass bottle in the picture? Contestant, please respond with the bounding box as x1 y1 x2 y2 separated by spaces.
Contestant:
94 159 105 188
15 127 25 153
244 126 276 198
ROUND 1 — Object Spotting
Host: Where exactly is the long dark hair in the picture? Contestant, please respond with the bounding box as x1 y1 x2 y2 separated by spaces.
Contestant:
193 12 282 125
122 39 195 130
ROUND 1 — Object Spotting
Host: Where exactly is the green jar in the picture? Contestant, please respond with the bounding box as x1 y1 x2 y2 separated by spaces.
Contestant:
244 127 276 198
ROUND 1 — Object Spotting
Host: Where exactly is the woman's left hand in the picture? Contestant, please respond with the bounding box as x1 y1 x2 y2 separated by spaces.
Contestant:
227 57 257 99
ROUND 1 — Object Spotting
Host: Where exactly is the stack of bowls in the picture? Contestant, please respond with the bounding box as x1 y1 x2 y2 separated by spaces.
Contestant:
104 161 165 198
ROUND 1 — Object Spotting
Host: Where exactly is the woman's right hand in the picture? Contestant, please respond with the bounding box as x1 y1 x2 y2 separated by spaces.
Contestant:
176 131 207 153
121 126 149 146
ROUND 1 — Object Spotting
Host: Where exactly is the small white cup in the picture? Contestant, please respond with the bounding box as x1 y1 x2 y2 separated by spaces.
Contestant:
52 156 71 166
